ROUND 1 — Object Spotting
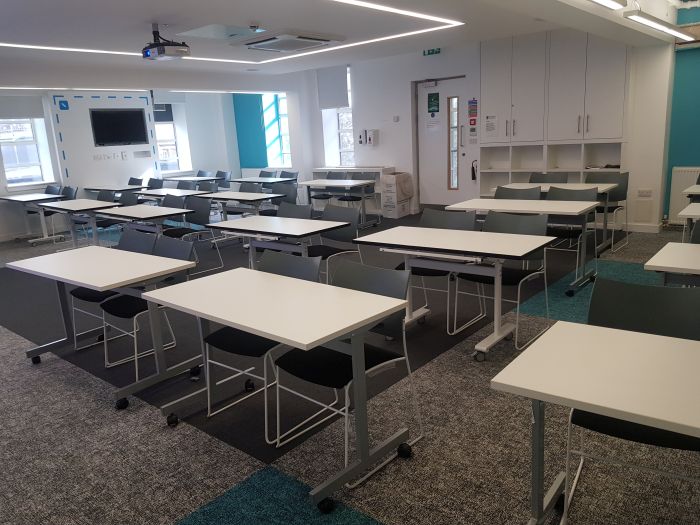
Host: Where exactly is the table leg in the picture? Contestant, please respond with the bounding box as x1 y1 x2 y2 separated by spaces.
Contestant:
475 259 515 353
26 206 65 245
566 217 596 295
404 257 430 325
248 236 256 269
597 191 611 255
89 213 99 245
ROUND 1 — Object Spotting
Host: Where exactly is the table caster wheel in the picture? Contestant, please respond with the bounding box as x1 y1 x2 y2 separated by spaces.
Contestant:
244 379 255 392
166 413 179 427
31 355 41 365
317 498 335 514
190 366 201 381
397 442 413 459
115 398 129 410
473 351 486 362
565 290 575 298
417 317 426 325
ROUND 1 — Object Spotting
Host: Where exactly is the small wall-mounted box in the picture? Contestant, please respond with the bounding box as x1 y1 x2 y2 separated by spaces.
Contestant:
358 129 379 147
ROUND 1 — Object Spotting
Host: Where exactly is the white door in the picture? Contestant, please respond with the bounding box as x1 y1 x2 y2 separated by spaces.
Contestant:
584 35 627 140
511 32 546 142
480 37 512 144
547 29 587 141
417 78 477 206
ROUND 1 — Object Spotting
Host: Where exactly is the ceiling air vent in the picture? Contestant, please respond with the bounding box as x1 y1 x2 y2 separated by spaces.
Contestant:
241 32 341 53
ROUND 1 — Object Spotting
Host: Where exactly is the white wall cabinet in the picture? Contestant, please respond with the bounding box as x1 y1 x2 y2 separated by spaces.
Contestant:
480 37 511 144
511 33 546 143
584 35 627 140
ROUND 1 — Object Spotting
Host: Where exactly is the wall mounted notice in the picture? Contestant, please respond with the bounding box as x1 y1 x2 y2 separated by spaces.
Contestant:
427 93 439 114
484 115 497 138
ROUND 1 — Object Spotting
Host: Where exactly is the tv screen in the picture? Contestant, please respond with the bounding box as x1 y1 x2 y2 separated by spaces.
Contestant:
90 109 148 146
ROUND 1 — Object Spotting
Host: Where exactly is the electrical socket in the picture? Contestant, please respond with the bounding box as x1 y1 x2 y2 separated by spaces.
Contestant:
637 189 652 198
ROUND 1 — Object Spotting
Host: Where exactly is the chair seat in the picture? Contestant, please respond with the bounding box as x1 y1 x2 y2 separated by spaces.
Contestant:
258 208 277 217
163 227 198 238
275 345 401 390
204 327 279 358
310 194 333 200
96 219 125 229
457 265 540 286
572 410 700 452
546 226 584 239
100 295 148 319
395 261 450 278
69 287 118 303
595 204 623 213
307 244 353 259
337 196 362 202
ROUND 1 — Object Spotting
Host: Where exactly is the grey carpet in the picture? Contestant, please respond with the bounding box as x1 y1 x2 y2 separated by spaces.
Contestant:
0 325 263 525
275 313 700 525
600 230 683 264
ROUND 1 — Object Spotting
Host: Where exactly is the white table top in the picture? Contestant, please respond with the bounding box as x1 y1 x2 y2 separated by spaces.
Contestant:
84 185 146 192
491 321 700 438
682 184 700 196
298 179 374 188
355 226 556 259
197 191 284 202
503 182 618 193
163 175 223 182
136 188 208 197
6 245 195 291
236 177 295 184
446 199 598 216
97 204 193 220
143 267 406 350
0 193 64 203
644 242 700 275
39 199 121 213
678 203 700 220
208 215 349 238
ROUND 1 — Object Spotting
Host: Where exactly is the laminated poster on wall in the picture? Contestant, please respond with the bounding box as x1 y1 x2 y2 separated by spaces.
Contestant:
484 115 498 138
426 92 441 129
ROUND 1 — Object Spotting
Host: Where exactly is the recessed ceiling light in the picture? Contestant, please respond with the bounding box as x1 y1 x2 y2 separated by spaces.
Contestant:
623 9 695 42
329 0 463 25
0 42 140 56
169 89 284 94
588 0 627 10
0 86 147 91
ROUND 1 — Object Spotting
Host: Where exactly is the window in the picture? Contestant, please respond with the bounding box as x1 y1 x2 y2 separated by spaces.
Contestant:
0 119 52 186
322 67 355 167
262 93 292 168
448 96 459 190
154 122 180 171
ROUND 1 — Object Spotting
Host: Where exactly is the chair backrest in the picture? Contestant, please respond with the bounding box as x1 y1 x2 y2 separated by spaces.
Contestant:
350 172 376 192
277 202 312 219
327 172 347 180
588 278 700 341
198 181 218 193
494 185 541 200
332 259 409 301
584 171 629 203
239 182 262 193
530 172 567 184
258 250 322 282
546 186 598 202
45 183 62 195
127 177 142 186
184 196 212 226
279 170 299 181
96 190 116 202
196 170 214 178
691 223 700 244
419 208 476 231
177 180 197 190
216 171 231 181
270 182 297 204
161 194 186 209
259 170 275 178
116 229 157 254
119 191 139 206
153 235 195 261
148 178 164 190
321 204 360 243
61 186 78 200
483 211 548 236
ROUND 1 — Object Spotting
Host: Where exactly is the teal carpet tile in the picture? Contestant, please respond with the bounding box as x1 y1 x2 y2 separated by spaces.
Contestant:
519 260 663 324
177 467 382 525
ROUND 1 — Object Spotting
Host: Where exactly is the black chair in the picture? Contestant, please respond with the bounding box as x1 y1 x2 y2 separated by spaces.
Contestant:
691 223 700 244
273 259 423 465
45 183 62 195
307 204 361 283
147 178 164 190
216 171 232 189
198 181 218 193
259 182 298 216
46 186 78 236
277 202 312 219
310 171 347 212
73 190 119 241
530 172 567 183
455 212 549 347
163 196 224 274
196 170 214 178
127 177 143 186
226 182 262 217
585 171 629 252
177 180 197 190
337 172 381 224
201 251 321 429
279 170 299 181
494 185 542 200
100 235 194 381
561 278 700 523
259 170 275 178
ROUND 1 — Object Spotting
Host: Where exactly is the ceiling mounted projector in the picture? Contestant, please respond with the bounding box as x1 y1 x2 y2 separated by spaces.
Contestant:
142 24 190 60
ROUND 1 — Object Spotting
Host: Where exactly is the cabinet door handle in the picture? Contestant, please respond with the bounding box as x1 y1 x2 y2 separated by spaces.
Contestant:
586 115 590 133
512 119 516 136
505 120 509 137
577 116 581 134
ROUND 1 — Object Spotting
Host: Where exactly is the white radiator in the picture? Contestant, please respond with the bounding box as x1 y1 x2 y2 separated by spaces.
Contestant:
669 167 700 224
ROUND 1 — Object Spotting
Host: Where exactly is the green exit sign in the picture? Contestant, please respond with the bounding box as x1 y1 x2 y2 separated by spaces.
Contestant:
423 48 441 56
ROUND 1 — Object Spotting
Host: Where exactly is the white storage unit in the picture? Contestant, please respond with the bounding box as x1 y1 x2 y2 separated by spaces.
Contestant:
669 167 700 224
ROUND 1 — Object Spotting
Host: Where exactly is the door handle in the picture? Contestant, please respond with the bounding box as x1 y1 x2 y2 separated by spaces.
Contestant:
505 120 509 137
586 115 590 133
460 125 465 147
577 115 581 134
512 119 516 137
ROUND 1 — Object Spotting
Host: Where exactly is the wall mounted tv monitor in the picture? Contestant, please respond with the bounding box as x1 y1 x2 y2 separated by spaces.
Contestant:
90 108 148 146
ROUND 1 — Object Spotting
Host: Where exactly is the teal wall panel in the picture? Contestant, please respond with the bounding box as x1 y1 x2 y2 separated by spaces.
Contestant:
678 7 700 25
232 94 268 169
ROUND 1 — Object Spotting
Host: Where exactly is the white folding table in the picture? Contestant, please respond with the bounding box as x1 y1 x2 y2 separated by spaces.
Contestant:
298 179 377 228
0 193 65 245
96 204 194 234
6 246 196 406
196 191 284 219
354 226 556 356
136 188 209 198
143 267 407 505
644 242 700 286
682 184 700 198
39 198 123 246
163 175 224 183
491 321 700 525
236 177 295 184
208 215 349 268
678 202 700 242
84 184 146 193
446 199 599 295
